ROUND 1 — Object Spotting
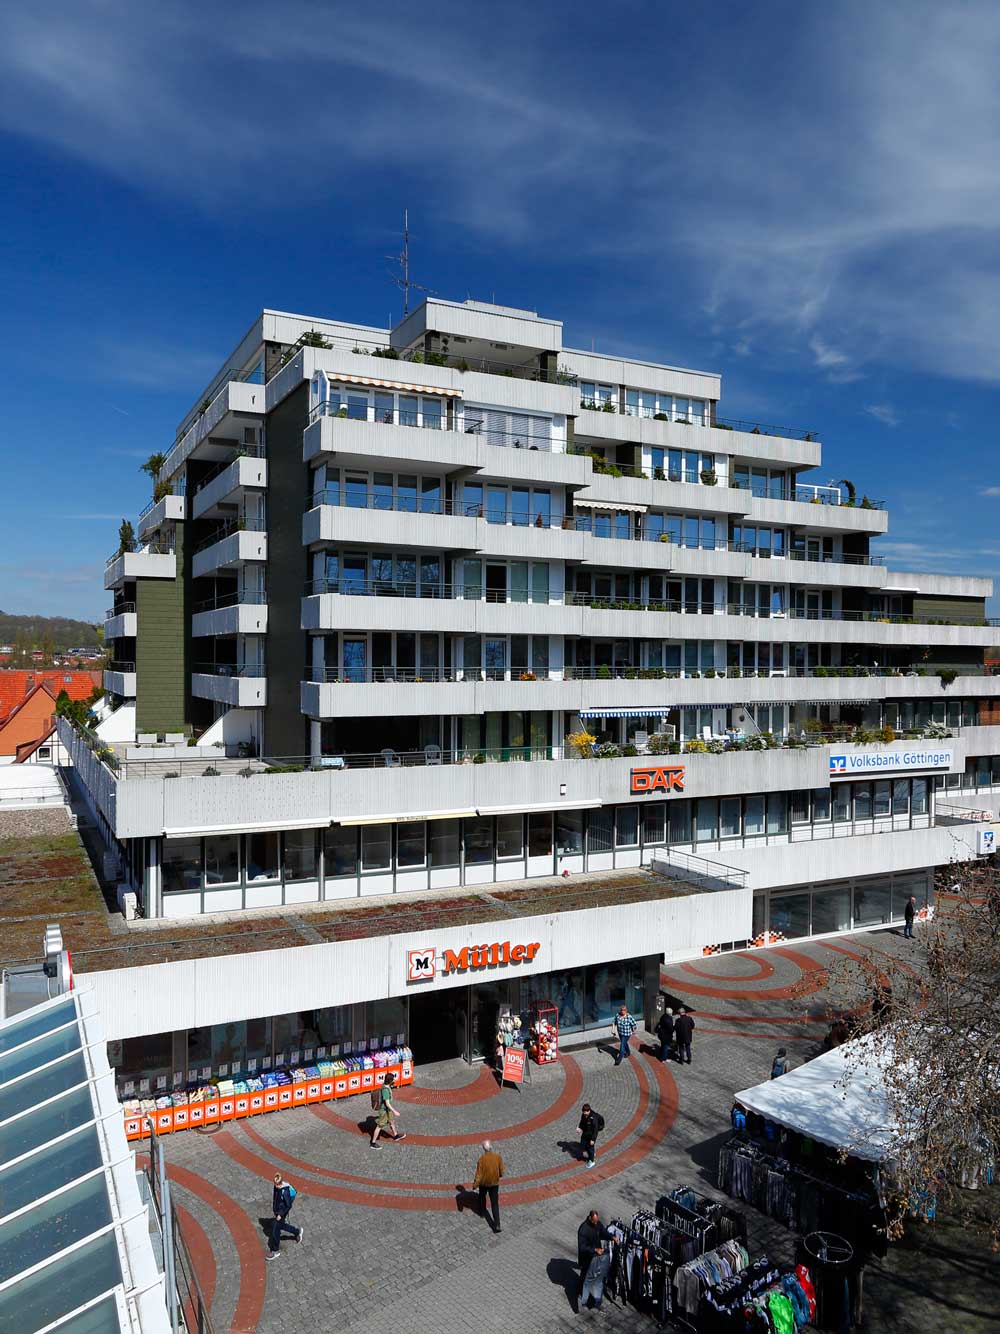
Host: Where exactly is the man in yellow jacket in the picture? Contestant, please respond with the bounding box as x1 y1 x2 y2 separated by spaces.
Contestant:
472 1139 505 1233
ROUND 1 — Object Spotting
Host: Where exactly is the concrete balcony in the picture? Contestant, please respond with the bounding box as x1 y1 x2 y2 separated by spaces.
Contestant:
574 409 822 471
104 667 136 698
104 547 176 590
575 472 748 516
191 528 268 578
191 668 267 708
138 492 185 540
192 601 268 637
744 493 889 536
303 415 588 489
191 456 268 520
302 670 1000 721
104 609 137 641
302 591 568 637
303 500 480 554
164 379 265 478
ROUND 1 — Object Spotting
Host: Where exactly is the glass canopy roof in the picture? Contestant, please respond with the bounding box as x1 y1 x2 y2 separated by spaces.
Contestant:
0 992 168 1334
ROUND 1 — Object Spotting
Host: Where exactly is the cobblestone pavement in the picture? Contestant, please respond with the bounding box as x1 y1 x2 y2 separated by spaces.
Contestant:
162 927 999 1332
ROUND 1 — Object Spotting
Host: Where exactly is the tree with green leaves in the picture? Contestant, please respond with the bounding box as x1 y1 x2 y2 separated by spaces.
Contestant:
117 519 136 556
140 452 166 482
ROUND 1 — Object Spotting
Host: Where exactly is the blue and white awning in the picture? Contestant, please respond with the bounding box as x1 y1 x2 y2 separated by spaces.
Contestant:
580 706 669 719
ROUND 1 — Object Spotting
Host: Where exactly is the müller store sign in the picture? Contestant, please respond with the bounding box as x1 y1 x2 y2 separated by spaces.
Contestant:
407 940 541 983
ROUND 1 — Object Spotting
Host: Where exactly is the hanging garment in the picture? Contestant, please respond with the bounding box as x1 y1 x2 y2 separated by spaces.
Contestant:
767 1289 796 1334
780 1272 811 1326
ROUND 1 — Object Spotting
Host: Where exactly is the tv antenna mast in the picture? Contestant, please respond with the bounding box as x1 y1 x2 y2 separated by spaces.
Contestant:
387 209 437 317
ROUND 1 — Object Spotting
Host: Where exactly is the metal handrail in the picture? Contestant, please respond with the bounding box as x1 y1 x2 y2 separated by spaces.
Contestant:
191 445 267 495
105 540 175 567
104 603 136 619
193 591 268 612
304 662 977 684
106 661 136 673
713 415 818 443
651 847 749 889
309 400 555 451
333 342 578 385
192 662 265 677
192 520 266 554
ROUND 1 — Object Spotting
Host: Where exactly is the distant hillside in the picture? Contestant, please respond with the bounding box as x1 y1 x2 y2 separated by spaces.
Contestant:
0 611 102 650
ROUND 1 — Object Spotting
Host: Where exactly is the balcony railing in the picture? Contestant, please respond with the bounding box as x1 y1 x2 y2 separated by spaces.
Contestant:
304 662 965 686
192 519 266 555
193 590 268 613
105 539 175 568
578 407 818 443
326 340 578 386
713 415 818 443
192 662 266 678
106 661 136 674
105 603 136 619
308 400 555 451
191 445 267 496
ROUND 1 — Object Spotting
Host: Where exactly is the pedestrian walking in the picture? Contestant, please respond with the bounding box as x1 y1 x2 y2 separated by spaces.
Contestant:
674 1006 694 1064
611 1004 638 1065
578 1103 605 1168
580 1243 611 1310
872 982 892 1026
577 1209 609 1286
266 1173 303 1258
471 1139 505 1233
655 1006 675 1062
369 1071 406 1148
770 1047 791 1079
903 895 917 939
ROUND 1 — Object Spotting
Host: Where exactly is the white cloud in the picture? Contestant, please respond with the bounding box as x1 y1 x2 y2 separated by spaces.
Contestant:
981 487 1000 497
1 2 1000 384
864 404 899 427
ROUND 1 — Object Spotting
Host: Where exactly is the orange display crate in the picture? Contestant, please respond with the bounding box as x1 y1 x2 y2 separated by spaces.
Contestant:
124 1061 414 1141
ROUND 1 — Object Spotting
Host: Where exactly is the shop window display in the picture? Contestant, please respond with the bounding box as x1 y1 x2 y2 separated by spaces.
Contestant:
586 960 643 1026
853 879 891 928
811 883 851 935
204 834 239 886
771 892 810 940
555 809 584 856
429 818 460 868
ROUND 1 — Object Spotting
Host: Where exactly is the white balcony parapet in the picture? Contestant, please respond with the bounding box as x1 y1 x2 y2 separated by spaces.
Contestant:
138 492 185 539
191 455 268 519
104 545 176 590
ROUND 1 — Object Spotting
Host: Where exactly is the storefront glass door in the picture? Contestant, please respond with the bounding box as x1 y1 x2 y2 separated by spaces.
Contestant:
468 981 510 1063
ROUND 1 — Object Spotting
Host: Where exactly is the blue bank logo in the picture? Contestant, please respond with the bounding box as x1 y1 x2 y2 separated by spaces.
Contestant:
829 755 847 773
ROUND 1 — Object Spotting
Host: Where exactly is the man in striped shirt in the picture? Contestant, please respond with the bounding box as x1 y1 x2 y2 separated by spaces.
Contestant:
612 1005 638 1066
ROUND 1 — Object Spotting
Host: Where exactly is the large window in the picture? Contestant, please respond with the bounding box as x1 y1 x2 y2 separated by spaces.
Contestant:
464 816 494 865
246 832 279 882
430 819 460 868
556 809 584 856
496 815 523 861
528 814 552 858
361 826 391 872
397 822 426 869
615 806 639 848
324 826 357 878
283 831 317 882
204 835 239 886
162 838 201 895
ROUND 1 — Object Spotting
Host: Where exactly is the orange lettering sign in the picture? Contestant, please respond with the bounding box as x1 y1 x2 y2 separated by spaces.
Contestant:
440 941 540 974
630 765 685 795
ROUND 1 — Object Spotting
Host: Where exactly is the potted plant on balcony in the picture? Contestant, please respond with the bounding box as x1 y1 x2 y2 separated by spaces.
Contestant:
654 412 669 421
700 468 718 486
839 478 857 506
684 738 708 753
567 729 597 758
595 741 621 759
519 671 537 681
601 400 616 413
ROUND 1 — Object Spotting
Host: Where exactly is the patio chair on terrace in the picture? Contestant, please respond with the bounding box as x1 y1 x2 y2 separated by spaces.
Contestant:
380 748 401 768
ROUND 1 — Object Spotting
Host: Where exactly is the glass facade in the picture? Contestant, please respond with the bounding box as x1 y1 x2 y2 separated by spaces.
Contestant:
109 955 657 1088
761 869 932 942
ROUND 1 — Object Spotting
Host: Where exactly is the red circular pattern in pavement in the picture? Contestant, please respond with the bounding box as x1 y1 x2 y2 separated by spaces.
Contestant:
679 954 776 982
309 1054 584 1146
208 1052 676 1212
394 1064 500 1106
661 946 828 1001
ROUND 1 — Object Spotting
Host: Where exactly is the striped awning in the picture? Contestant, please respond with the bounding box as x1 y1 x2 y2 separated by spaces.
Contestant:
580 706 669 718
330 372 463 397
574 498 647 513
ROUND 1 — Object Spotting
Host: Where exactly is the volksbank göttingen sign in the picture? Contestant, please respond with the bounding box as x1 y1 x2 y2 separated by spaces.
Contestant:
829 750 953 776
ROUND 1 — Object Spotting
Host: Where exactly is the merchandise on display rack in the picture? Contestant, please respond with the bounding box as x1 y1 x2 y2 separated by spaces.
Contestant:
495 1007 525 1066
720 1122 888 1260
576 1182 827 1333
120 1045 414 1141
528 1001 559 1064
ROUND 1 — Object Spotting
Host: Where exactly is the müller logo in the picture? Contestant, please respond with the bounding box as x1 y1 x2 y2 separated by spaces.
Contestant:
630 765 685 795
407 941 540 983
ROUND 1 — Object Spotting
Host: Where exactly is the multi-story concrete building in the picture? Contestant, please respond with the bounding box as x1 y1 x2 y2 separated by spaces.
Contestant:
67 296 1000 1075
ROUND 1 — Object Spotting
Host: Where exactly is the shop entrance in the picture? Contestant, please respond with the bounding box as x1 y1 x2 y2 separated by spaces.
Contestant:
408 987 469 1063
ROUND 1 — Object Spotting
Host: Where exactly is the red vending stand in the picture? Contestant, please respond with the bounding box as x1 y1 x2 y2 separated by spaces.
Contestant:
528 1002 559 1064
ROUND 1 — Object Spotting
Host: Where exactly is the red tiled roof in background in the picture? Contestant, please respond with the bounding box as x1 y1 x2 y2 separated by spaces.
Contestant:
0 670 102 725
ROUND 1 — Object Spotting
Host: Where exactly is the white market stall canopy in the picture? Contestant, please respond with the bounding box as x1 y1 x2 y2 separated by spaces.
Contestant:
734 1034 900 1162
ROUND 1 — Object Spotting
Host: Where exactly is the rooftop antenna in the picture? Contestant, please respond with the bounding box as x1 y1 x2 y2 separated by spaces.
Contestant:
386 208 437 318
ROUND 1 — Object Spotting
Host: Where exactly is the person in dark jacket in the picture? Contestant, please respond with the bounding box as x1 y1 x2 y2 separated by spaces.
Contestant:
903 895 917 939
578 1103 604 1168
655 1007 675 1062
674 1007 695 1064
577 1209 609 1289
267 1173 303 1257
580 1243 611 1309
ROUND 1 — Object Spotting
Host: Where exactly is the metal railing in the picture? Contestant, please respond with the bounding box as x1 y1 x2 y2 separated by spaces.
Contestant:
309 399 555 451
333 341 578 385
713 415 818 443
192 662 266 678
106 661 136 674
935 800 994 824
650 847 749 889
308 488 556 526
104 603 136 619
144 1125 214 1334
105 539 175 567
304 576 551 602
138 488 182 522
304 663 989 685
305 666 551 684
193 590 268 612
191 445 267 496
192 519 266 554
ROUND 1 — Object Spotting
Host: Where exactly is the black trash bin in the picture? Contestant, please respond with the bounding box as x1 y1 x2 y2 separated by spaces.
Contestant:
801 1232 860 1332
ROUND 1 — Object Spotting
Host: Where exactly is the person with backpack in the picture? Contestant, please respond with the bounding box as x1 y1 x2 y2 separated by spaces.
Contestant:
578 1102 605 1168
770 1048 791 1080
267 1173 303 1257
370 1071 406 1148
673 1006 695 1064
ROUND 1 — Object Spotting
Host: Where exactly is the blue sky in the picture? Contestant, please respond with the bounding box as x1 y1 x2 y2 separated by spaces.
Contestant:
2 0 999 620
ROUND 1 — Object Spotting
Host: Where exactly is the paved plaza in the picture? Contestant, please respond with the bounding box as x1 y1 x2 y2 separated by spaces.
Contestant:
161 928 999 1332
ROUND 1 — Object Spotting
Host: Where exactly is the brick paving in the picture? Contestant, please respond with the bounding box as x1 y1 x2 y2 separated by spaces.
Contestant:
161 927 1000 1333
